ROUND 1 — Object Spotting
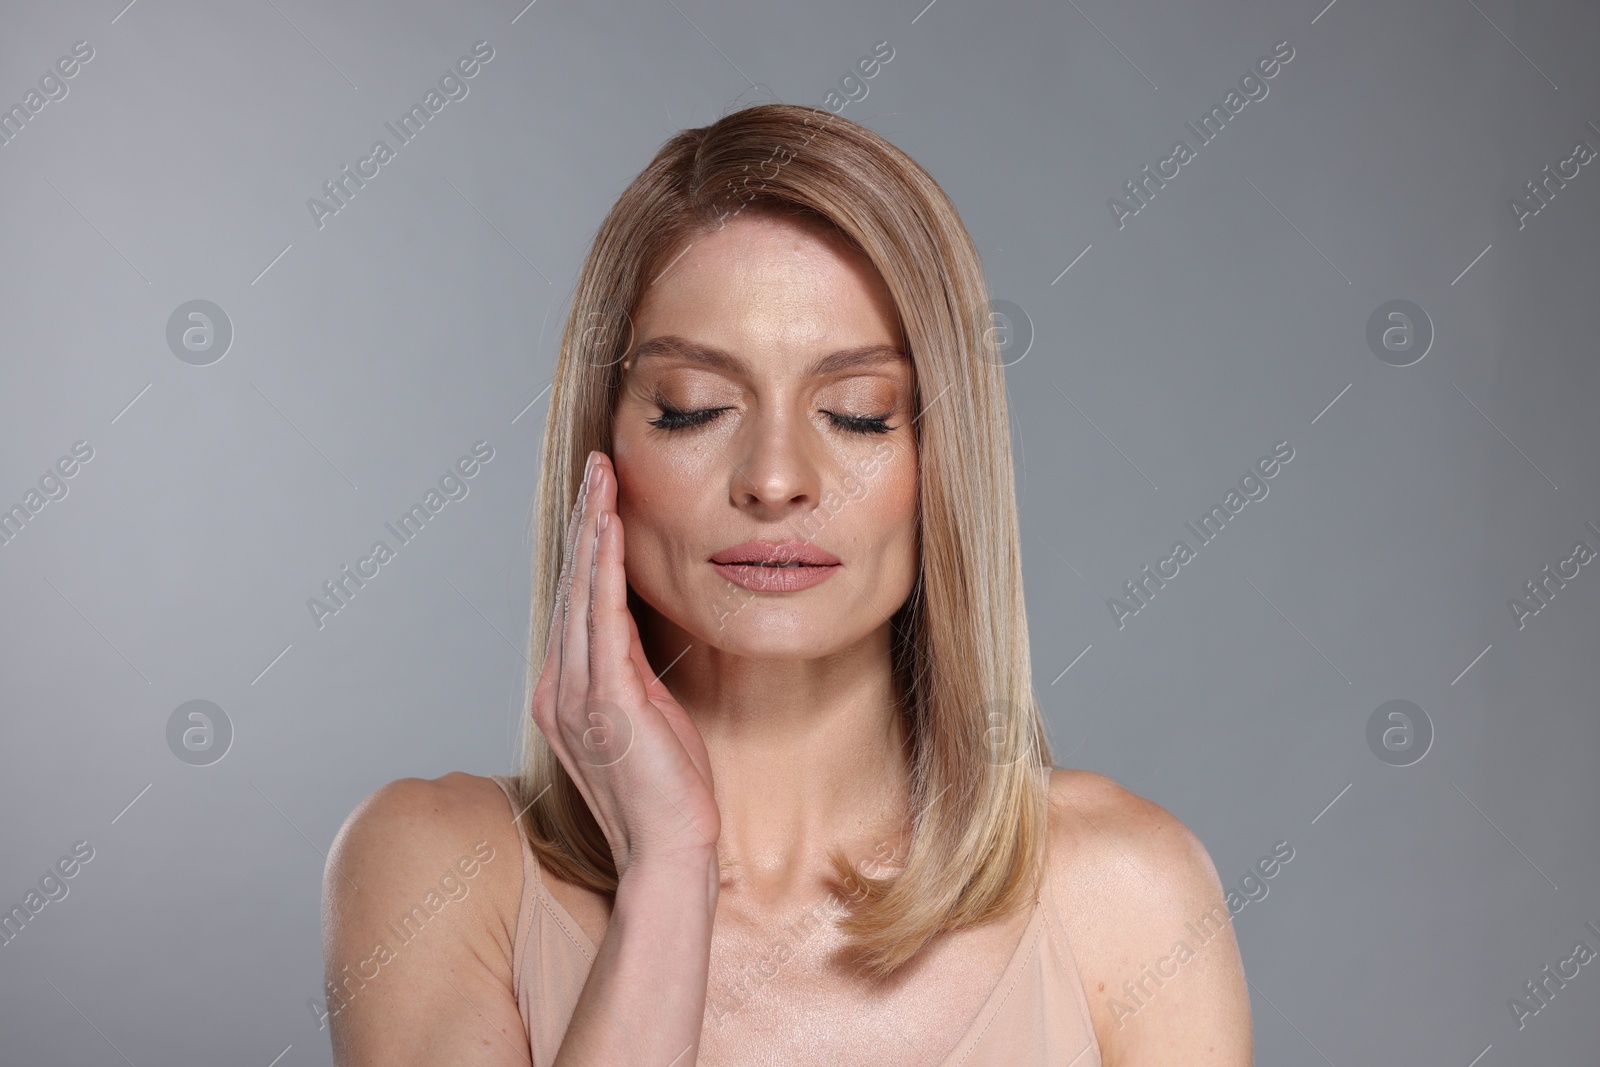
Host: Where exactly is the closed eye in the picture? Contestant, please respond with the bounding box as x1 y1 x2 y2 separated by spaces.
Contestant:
647 403 729 431
824 411 894 435
647 403 894 435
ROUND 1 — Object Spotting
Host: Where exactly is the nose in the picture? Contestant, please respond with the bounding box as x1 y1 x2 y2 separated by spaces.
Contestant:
728 410 822 520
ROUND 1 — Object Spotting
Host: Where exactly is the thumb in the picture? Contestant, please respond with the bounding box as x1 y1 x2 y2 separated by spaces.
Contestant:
624 600 678 701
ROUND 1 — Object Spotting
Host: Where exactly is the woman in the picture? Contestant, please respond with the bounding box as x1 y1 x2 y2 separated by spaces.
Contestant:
322 102 1252 1065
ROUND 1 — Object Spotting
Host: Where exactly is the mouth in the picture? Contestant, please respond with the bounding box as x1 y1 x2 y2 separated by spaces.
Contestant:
708 540 842 593
708 539 843 568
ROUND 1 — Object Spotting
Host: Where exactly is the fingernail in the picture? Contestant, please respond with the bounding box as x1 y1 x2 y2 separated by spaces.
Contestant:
588 458 603 490
598 510 610 532
584 451 597 480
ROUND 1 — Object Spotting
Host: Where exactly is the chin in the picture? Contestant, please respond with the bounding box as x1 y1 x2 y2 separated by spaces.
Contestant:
706 623 841 660
631 580 821 655
692 594 839 653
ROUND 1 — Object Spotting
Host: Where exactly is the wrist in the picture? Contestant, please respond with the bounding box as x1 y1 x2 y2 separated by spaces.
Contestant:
615 849 720 913
617 846 719 887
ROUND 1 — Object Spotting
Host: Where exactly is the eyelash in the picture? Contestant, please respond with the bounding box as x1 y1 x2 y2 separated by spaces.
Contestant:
647 401 894 436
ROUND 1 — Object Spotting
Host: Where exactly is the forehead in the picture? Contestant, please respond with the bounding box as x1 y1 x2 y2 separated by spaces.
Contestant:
631 213 903 361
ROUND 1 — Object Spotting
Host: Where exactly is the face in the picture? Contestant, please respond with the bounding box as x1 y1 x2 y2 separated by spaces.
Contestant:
611 211 920 659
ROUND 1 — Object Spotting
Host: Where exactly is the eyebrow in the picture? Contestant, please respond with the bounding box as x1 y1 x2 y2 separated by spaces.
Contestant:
625 335 908 378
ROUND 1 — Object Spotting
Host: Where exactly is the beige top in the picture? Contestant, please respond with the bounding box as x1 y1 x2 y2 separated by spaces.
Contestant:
489 775 1103 1066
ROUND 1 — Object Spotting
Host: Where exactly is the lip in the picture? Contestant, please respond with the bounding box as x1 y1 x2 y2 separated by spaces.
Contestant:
708 539 842 593
711 561 840 592
709 539 842 566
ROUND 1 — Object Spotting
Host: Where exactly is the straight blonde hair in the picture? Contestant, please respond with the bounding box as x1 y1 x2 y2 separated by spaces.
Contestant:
511 101 1054 977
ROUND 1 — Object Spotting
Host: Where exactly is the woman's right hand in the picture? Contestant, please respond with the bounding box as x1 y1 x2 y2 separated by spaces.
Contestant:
531 450 721 881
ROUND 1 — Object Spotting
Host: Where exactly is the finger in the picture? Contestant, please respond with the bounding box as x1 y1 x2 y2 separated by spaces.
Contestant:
536 484 588 707
537 468 642 843
534 473 592 742
554 455 601 720
588 486 640 709
559 458 595 630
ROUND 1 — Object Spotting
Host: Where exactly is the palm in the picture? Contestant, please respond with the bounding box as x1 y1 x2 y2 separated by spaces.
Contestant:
622 609 718 841
536 452 722 874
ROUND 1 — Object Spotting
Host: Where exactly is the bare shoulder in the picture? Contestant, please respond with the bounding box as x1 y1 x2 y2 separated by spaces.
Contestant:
329 771 522 876
1045 769 1252 1065
1045 768 1216 888
326 771 526 925
321 772 531 1066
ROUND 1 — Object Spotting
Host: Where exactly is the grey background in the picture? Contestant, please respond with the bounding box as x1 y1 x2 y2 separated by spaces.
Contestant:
2 0 1597 1062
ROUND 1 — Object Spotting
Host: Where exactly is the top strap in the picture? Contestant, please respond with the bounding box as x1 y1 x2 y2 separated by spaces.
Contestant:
487 773 542 1002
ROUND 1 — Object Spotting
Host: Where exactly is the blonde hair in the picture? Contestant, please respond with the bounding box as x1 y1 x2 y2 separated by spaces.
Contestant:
511 101 1054 977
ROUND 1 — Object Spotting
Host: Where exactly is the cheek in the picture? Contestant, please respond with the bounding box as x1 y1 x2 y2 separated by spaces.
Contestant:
611 424 668 529
887 471 917 542
612 448 702 590
863 447 919 566
883 442 918 513
614 467 663 563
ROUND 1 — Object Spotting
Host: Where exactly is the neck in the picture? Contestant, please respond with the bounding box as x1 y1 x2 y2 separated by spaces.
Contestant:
637 603 913 902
